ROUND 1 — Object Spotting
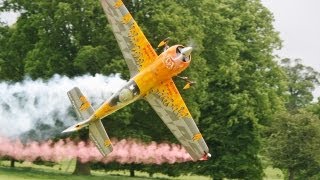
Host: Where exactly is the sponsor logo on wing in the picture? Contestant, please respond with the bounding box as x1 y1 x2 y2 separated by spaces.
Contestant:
192 133 203 141
79 96 90 111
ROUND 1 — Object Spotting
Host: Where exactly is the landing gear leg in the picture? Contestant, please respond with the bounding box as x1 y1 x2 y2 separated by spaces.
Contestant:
157 37 170 52
176 76 196 90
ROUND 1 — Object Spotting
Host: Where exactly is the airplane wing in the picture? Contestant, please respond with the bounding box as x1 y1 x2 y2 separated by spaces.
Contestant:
100 0 158 77
145 79 209 160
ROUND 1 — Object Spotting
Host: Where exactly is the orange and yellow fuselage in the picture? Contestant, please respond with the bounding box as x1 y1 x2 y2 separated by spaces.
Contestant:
92 45 191 121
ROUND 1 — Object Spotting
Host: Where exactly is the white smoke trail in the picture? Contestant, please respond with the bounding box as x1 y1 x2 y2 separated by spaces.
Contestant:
0 74 126 138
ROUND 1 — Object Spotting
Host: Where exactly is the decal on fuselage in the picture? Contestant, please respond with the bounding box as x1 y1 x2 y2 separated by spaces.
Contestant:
163 55 175 70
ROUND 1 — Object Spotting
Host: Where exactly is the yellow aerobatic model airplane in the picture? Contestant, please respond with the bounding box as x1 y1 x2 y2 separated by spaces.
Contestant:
63 0 210 161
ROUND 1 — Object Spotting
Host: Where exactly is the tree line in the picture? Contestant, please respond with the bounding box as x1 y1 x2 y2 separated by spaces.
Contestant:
1 0 320 179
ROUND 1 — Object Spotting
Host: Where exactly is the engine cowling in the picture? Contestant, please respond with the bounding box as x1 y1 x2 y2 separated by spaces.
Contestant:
175 46 192 62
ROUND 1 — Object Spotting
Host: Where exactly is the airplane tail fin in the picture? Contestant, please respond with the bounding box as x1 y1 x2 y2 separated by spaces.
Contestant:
63 87 113 156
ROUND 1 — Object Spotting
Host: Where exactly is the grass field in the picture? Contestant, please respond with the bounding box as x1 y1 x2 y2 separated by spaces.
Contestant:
0 160 210 180
0 160 283 180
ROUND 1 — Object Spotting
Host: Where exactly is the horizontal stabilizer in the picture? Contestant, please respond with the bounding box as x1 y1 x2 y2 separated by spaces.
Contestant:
67 87 94 120
89 120 113 156
65 87 113 156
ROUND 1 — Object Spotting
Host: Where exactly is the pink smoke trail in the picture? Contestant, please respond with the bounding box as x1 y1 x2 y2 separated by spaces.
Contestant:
0 137 192 164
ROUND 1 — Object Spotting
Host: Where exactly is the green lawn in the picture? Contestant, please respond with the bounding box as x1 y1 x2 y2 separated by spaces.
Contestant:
0 160 283 180
0 166 114 180
0 160 210 180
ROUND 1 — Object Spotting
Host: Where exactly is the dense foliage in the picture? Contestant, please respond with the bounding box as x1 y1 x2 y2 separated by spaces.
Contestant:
2 0 318 179
280 58 320 111
264 59 320 180
266 111 320 180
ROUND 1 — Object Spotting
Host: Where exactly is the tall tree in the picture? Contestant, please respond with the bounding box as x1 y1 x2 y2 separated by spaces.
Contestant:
280 58 320 111
0 19 34 81
264 59 320 179
195 0 286 179
0 0 124 79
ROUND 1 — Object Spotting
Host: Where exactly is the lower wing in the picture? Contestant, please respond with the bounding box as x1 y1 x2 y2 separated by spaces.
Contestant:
145 79 210 160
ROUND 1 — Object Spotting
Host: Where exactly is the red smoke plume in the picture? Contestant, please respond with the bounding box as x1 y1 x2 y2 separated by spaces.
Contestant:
0 137 192 164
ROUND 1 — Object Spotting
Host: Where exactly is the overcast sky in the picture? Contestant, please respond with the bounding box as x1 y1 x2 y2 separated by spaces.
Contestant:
1 1 320 96
261 0 320 71
261 0 320 98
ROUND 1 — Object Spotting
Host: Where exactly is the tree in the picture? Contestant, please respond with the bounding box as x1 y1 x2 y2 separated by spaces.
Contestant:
0 0 125 79
280 58 320 111
265 111 320 180
263 58 320 179
73 45 113 75
0 19 34 81
306 100 320 120
72 130 91 176
195 0 286 179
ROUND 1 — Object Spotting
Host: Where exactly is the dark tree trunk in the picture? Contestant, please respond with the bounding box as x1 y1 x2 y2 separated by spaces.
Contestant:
72 158 91 175
72 129 91 175
288 168 295 180
130 164 135 177
10 158 15 168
